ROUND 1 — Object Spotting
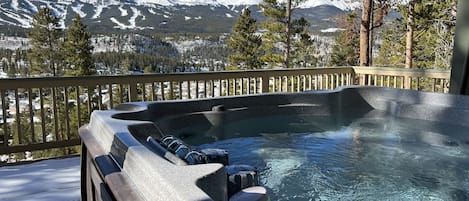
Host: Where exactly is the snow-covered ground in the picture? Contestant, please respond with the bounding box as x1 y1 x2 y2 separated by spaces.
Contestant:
0 157 80 201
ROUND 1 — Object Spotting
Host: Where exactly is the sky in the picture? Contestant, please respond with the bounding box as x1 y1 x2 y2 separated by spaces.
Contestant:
0 157 80 201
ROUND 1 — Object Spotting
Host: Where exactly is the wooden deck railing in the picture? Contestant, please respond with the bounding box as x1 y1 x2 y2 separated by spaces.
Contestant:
0 66 450 161
354 67 451 93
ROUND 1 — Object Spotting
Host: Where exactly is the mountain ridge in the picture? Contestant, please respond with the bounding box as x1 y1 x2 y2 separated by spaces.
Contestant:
0 0 358 34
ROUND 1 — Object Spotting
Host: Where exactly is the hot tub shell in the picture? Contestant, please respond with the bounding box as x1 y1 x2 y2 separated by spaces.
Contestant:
80 86 469 201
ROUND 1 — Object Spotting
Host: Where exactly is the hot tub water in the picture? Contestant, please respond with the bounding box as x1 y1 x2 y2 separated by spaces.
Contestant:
190 114 469 201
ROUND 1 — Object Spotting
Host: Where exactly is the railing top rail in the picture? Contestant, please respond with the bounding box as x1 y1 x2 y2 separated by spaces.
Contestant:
0 66 451 90
0 67 355 89
352 66 451 79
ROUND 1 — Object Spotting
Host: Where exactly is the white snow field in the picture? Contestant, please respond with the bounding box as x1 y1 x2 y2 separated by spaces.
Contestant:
0 157 81 201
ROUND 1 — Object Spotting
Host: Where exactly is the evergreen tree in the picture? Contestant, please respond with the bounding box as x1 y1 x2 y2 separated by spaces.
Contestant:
259 0 286 68
227 8 262 70
377 0 457 70
62 15 95 76
329 11 360 66
259 0 309 68
291 17 316 67
28 7 63 76
374 21 406 67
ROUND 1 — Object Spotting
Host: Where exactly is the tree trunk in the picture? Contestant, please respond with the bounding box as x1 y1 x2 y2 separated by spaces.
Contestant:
405 0 415 89
285 0 292 68
368 0 374 66
360 0 372 66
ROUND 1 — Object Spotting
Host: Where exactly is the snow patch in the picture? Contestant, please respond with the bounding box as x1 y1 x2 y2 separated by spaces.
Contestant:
320 28 345 33
110 16 153 30
148 8 156 14
194 16 202 20
2 10 32 28
11 0 19 11
24 0 38 13
184 16 191 20
129 7 141 26
0 157 80 201
71 3 87 17
225 13 233 18
300 0 360 10
119 5 128 16
92 5 104 19
110 17 127 29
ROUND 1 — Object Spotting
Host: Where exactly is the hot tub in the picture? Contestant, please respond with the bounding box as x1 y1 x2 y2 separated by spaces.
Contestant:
80 86 469 201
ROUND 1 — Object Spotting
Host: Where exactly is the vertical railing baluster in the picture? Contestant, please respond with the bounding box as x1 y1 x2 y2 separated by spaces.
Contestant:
108 84 114 109
98 85 102 110
1 90 8 146
297 76 300 92
233 79 237 95
39 88 46 143
432 78 436 92
240 79 243 94
76 86 82 129
416 77 420 91
204 80 208 98
219 80 223 97
87 86 93 116
440 79 444 93
278 77 282 92
142 83 147 101
210 80 215 97
261 75 269 93
119 84 124 103
64 87 71 140
15 90 21 144
336 74 340 89
325 74 329 90
187 81 191 99
399 77 404 89
340 74 344 87
314 75 318 90
151 83 156 101
128 82 138 102
160 82 165 100
179 82 183 99
196 81 199 98
28 88 35 143
52 87 59 142
254 77 258 94
303 75 307 91
374 75 378 86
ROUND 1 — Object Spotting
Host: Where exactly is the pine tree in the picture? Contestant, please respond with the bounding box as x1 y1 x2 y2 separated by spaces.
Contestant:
259 0 286 68
378 0 457 70
259 0 308 68
28 7 63 76
374 21 406 67
227 8 262 70
291 17 316 67
62 14 95 76
329 11 360 66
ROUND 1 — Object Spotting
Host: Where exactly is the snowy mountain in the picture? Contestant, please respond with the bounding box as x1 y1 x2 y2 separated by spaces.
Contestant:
0 0 360 34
